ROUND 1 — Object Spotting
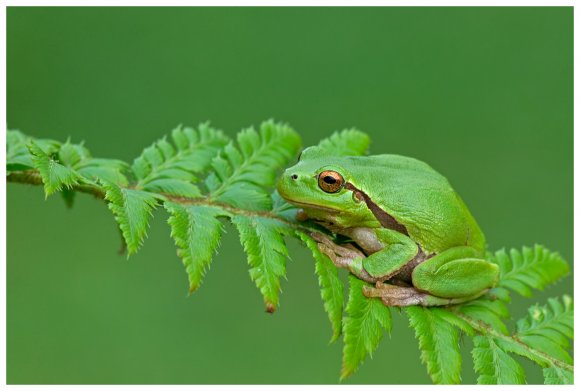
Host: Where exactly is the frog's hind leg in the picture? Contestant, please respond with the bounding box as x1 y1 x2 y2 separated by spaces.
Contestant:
364 246 499 307
411 246 500 299
363 282 483 307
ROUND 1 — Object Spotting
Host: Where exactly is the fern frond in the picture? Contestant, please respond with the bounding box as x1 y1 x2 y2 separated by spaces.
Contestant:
102 181 160 256
232 215 292 312
297 231 344 342
514 296 573 364
165 202 229 293
472 336 526 384
75 158 130 186
132 123 228 198
7 130 60 171
406 307 462 384
316 128 370 156
57 140 89 167
341 276 391 380
57 140 130 187
28 141 82 197
207 120 301 210
517 296 573 347
490 245 569 297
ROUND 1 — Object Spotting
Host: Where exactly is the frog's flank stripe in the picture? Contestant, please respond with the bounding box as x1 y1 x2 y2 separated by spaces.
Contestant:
344 182 409 236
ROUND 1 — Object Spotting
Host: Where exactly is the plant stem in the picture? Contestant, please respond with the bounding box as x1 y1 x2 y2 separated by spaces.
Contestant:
452 309 574 372
7 169 315 233
7 170 106 198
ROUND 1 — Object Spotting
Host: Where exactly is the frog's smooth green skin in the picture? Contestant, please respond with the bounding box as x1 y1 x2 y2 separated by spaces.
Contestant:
277 146 500 307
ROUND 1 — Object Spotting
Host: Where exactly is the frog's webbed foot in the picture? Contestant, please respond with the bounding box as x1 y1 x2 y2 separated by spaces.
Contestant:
363 281 485 307
310 232 380 283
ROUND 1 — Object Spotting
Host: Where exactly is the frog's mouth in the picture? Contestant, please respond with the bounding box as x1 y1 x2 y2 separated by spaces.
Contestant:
279 197 341 214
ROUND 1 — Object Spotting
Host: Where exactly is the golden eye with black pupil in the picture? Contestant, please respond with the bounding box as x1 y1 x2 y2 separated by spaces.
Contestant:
318 170 344 193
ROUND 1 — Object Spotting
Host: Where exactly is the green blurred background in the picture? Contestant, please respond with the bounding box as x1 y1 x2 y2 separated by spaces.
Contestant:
7 7 573 384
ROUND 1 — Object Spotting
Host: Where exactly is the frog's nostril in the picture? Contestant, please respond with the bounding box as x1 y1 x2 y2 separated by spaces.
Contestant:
291 174 298 180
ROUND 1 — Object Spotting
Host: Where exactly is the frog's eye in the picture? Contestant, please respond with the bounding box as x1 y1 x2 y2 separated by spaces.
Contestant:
318 170 344 193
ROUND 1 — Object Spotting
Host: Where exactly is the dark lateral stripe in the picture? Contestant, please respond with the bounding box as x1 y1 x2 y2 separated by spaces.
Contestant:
344 182 409 236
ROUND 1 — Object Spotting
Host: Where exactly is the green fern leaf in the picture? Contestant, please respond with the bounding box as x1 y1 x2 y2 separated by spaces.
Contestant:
58 140 88 167
58 140 130 186
270 190 299 221
132 123 228 198
297 231 344 342
437 309 475 336
490 245 569 297
472 336 526 384
60 188 76 208
517 296 573 347
406 307 462 384
543 365 574 385
7 130 35 169
28 141 82 197
7 130 60 170
207 120 301 210
341 276 391 379
232 215 292 312
165 202 228 293
75 158 130 186
102 181 159 256
316 128 370 156
515 296 573 364
458 297 509 335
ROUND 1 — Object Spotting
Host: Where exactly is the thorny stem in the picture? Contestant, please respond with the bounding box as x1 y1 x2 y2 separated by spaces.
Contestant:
7 169 574 374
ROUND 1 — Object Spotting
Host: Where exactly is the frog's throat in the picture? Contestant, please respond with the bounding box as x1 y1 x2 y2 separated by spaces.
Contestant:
344 182 409 236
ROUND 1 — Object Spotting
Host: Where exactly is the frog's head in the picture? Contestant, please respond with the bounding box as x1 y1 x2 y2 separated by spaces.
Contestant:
277 146 375 227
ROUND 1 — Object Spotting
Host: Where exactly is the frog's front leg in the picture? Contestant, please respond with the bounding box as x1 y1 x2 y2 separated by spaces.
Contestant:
347 227 419 280
310 232 379 283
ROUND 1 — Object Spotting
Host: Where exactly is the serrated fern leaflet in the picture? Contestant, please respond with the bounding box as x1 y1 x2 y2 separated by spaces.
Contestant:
28 141 82 197
298 231 344 342
102 181 160 256
341 276 392 379
132 123 228 197
232 215 292 312
406 306 462 384
515 296 573 364
206 120 301 210
315 128 370 156
543 365 574 385
165 202 228 293
472 336 526 384
490 245 569 297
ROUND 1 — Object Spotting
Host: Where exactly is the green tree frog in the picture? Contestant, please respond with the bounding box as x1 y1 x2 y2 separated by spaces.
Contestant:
277 146 499 306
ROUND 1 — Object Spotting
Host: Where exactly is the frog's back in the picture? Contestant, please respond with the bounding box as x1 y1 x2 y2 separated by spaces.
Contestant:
343 154 485 254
